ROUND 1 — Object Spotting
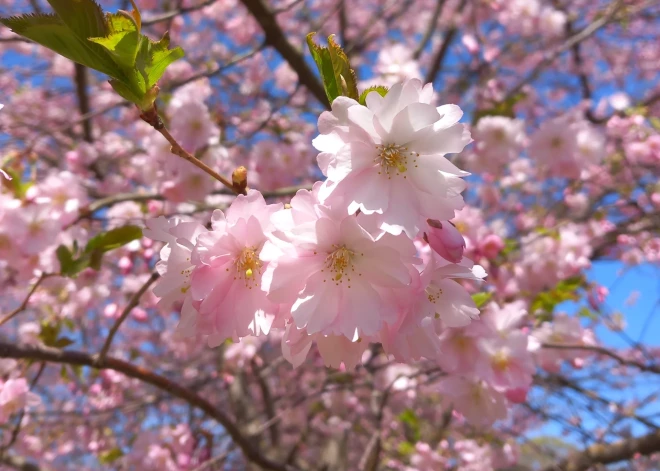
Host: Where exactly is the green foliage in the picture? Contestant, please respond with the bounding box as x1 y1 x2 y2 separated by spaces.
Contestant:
0 0 184 111
39 319 74 349
473 92 527 125
306 33 359 104
57 225 142 277
358 85 389 106
531 276 587 320
472 291 493 308
1 168 33 199
98 447 124 464
398 408 421 443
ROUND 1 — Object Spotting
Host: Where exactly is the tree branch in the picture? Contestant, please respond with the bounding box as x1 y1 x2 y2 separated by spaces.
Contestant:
0 274 53 328
424 0 466 84
541 429 660 471
142 0 218 26
73 64 93 143
0 456 40 471
0 342 297 471
414 0 446 60
541 343 660 374
97 272 160 362
504 0 624 100
238 0 330 109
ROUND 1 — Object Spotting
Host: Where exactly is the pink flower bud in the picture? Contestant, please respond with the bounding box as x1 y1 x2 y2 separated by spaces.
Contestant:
103 303 119 319
118 256 133 275
479 234 505 259
132 307 148 322
505 387 529 404
424 220 465 263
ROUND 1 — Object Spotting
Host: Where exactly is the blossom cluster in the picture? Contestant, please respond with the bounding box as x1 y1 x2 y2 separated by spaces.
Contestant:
146 80 597 425
146 79 481 367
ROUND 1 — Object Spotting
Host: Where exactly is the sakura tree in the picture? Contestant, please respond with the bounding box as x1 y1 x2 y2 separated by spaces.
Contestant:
0 0 659 470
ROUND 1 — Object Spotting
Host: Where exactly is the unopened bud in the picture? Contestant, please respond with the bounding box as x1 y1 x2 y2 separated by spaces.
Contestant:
232 166 248 194
425 219 465 263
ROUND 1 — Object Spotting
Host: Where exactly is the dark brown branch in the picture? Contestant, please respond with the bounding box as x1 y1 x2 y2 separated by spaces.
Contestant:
0 342 297 471
97 272 160 362
0 456 40 471
414 0 446 60
238 0 330 109
252 359 279 446
73 64 93 143
541 429 660 471
424 0 466 84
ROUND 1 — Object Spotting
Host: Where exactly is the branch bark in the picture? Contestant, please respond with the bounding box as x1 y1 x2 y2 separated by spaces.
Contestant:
238 0 330 109
0 342 297 471
0 456 40 471
97 272 160 362
541 429 660 471
424 0 466 84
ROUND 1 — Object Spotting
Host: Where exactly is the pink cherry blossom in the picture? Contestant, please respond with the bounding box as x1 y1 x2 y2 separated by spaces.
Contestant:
314 78 472 237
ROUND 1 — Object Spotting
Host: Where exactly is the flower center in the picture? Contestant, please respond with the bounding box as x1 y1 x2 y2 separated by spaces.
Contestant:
321 245 361 286
28 221 42 236
375 143 418 178
426 284 444 305
234 247 262 287
0 234 11 251
492 351 510 371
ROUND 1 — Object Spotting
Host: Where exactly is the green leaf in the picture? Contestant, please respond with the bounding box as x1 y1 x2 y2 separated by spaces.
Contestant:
108 78 144 105
472 292 493 308
0 14 125 80
57 244 90 277
531 276 587 315
85 225 142 253
473 92 527 125
53 337 75 348
99 447 124 464
327 35 358 100
38 320 61 347
358 85 389 106
398 408 421 443
306 32 359 104
1 168 32 199
45 0 107 40
578 306 597 319
58 225 142 278
89 30 141 69
397 441 415 457
139 32 185 90
60 364 69 381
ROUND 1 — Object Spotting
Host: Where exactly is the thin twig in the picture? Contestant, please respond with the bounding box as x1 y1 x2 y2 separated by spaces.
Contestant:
97 272 160 362
504 0 624 101
156 125 244 195
542 343 660 374
0 274 52 328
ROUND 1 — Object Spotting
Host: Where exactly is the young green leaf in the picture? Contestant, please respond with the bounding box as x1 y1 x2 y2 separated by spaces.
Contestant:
89 30 141 69
472 292 493 308
45 0 107 40
358 85 389 106
306 32 359 104
0 14 125 79
85 225 142 253
140 32 185 89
